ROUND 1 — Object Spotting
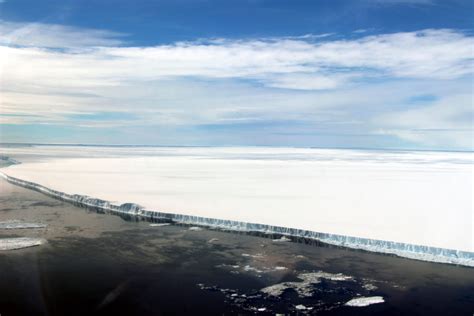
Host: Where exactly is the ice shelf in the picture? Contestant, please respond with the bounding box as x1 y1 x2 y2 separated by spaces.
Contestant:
1 170 473 267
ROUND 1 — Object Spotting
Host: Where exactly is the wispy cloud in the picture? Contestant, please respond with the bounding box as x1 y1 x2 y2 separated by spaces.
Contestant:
1 23 472 89
0 20 127 48
375 94 473 148
0 21 472 149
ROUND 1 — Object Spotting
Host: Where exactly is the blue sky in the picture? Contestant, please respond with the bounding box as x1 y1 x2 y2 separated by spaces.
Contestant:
0 0 473 149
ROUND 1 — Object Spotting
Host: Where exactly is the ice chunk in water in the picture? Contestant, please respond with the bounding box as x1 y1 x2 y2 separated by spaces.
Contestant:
345 296 384 307
0 220 47 229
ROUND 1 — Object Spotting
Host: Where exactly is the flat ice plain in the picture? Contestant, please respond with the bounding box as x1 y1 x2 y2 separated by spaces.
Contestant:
1 146 472 252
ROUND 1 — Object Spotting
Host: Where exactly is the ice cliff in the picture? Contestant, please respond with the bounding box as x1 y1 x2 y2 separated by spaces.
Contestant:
0 168 472 267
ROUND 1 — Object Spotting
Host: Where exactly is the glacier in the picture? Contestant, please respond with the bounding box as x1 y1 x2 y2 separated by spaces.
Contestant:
0 168 473 267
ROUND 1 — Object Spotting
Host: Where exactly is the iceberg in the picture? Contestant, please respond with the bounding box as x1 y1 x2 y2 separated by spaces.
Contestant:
149 223 170 227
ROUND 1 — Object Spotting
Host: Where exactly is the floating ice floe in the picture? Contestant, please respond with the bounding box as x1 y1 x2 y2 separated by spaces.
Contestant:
218 262 287 275
217 263 241 269
272 236 291 242
0 237 45 250
149 223 170 227
345 296 384 307
243 265 264 273
295 304 312 310
0 220 47 229
261 271 353 297
242 253 265 258
188 226 203 231
362 283 378 291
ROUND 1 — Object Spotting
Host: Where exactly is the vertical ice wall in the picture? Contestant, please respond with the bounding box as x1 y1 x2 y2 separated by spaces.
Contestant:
1 170 472 267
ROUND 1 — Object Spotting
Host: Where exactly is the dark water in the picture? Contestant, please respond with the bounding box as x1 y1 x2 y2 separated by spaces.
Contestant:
0 179 473 315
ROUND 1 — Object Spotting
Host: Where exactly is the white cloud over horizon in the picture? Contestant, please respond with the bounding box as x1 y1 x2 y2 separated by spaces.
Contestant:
375 94 473 148
0 21 473 149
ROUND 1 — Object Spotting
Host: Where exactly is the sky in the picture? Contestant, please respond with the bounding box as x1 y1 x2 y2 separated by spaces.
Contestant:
0 0 473 150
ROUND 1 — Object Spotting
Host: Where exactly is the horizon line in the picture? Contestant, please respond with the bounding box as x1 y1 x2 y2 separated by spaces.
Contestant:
0 142 472 153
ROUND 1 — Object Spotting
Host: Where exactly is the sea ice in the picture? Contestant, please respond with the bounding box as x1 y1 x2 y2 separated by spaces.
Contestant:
261 271 353 297
243 265 264 273
188 226 203 231
0 237 44 250
149 223 170 227
345 296 384 307
362 283 378 291
272 236 291 242
242 253 265 258
0 220 47 229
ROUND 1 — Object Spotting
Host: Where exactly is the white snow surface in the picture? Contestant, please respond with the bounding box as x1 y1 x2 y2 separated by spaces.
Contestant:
1 146 472 252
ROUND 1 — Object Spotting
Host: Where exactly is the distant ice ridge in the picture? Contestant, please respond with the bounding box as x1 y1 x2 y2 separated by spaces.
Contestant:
0 237 44 250
1 170 473 267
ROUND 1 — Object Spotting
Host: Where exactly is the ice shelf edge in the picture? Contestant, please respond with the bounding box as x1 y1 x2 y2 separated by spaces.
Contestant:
0 169 472 267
